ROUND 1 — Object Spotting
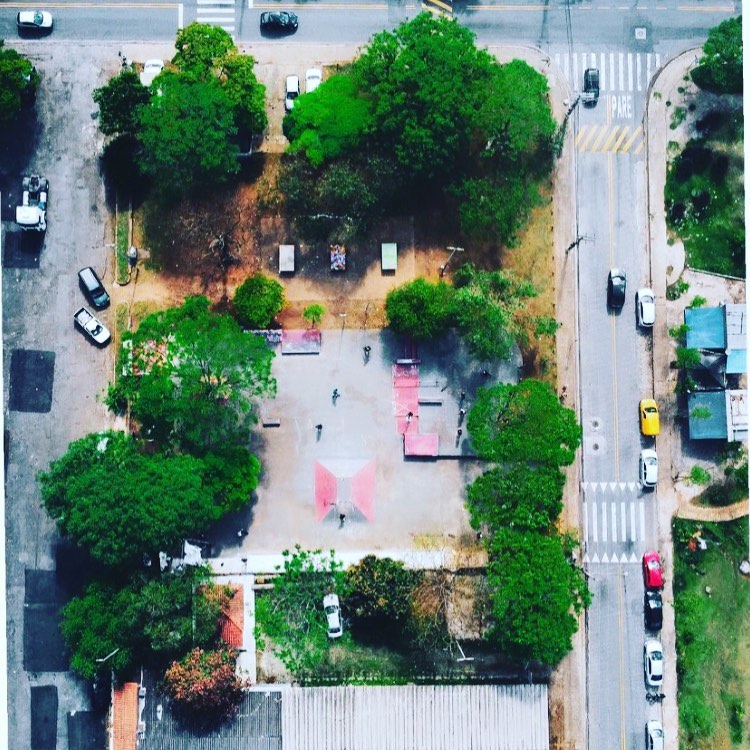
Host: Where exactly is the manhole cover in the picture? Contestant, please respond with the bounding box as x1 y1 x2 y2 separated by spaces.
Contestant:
635 27 647 40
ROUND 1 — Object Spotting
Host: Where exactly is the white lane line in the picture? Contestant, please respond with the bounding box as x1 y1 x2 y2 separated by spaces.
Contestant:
592 501 599 543
619 52 624 91
600 52 606 91
602 501 607 543
630 501 636 542
646 53 652 86
610 52 615 93
655 53 661 71
611 501 617 543
639 500 646 541
628 53 634 91
583 499 589 542
198 9 235 15
620 502 626 543
636 53 642 91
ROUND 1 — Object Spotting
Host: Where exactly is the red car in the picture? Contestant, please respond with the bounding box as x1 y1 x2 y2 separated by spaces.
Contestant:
642 551 664 590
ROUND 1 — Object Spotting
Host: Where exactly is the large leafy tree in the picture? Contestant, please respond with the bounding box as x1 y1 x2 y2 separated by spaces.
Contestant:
466 463 565 533
254 546 346 675
283 74 374 167
110 295 275 452
93 67 150 137
39 431 235 567
220 52 268 138
691 16 742 94
385 279 455 340
467 380 581 467
173 22 235 79
0 41 40 124
61 567 229 679
137 73 239 194
485 530 590 665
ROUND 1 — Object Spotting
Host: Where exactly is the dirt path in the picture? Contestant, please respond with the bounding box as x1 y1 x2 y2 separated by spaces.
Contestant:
675 498 749 522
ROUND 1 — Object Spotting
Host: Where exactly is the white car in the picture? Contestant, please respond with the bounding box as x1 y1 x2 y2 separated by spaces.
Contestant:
645 720 664 750
17 10 53 30
323 593 343 638
644 639 664 687
637 287 656 327
305 68 322 93
639 449 658 488
140 59 164 86
284 75 300 112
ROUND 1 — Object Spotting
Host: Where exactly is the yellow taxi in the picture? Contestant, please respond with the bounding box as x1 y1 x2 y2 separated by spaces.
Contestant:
640 399 661 436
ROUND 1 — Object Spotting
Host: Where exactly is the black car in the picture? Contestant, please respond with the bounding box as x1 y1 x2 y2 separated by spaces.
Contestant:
582 68 600 106
644 591 663 631
78 266 110 310
607 268 626 309
260 11 298 33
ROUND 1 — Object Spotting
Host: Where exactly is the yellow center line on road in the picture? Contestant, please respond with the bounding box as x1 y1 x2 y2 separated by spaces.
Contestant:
608 152 620 481
617 568 627 750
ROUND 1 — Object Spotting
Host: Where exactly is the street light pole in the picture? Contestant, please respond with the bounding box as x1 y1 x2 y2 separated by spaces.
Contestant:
96 647 120 664
440 246 465 277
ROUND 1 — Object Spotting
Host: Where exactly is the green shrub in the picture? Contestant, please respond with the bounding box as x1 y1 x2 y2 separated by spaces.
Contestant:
233 274 285 329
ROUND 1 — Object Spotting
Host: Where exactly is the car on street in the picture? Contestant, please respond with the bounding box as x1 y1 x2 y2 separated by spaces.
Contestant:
640 398 661 436
78 266 110 309
305 68 322 93
642 551 664 590
582 68 600 105
639 448 658 488
645 720 665 750
260 11 298 33
644 639 664 687
644 591 663 631
323 593 343 638
17 10 53 31
285 75 300 112
636 287 655 327
140 59 164 86
74 307 111 346
607 268 626 309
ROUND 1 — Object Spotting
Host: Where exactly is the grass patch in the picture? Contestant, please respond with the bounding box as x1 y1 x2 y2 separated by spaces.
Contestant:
115 204 130 284
664 112 745 276
670 106 687 129
673 517 750 750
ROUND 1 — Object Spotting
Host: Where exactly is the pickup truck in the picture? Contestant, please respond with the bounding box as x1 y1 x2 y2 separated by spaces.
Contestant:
16 174 48 232
74 307 111 346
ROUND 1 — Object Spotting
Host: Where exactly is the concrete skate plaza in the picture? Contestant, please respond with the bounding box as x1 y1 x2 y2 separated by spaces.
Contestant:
239 330 522 554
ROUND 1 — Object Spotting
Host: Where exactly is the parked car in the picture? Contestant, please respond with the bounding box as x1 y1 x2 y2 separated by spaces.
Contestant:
640 398 661 436
285 75 300 112
17 10 53 31
642 551 664 590
645 720 665 750
636 287 655 327
644 639 664 687
305 67 322 93
78 266 110 309
607 268 626 309
582 68 600 105
639 448 658 488
140 59 164 86
74 307 111 346
644 591 663 631
323 593 343 638
260 11 298 33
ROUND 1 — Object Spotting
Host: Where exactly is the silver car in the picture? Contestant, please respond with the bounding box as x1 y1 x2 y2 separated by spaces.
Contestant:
644 639 664 687
637 287 656 327
645 720 664 750
323 593 343 638
639 449 658 488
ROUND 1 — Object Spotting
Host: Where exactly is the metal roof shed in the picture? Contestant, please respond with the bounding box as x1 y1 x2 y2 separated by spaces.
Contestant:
279 244 295 273
687 391 728 439
685 307 725 350
381 242 397 271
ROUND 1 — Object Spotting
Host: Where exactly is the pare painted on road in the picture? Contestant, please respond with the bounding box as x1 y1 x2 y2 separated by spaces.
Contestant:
611 94 633 119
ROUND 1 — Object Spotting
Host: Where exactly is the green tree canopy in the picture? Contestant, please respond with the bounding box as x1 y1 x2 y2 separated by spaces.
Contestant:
467 380 581 467
691 16 742 94
385 278 455 339
254 546 346 675
452 264 539 361
233 274 285 329
283 74 374 167
39 431 235 567
485 530 590 665
137 73 239 195
61 567 228 679
93 67 150 137
466 463 565 533
220 52 268 137
110 295 275 452
0 41 40 125
173 22 236 79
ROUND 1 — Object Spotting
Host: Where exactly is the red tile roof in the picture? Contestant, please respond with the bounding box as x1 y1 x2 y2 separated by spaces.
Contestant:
112 683 139 750
219 586 244 648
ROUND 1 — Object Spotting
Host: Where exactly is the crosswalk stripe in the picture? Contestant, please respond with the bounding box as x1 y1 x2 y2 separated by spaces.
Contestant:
630 502 636 543
639 500 646 540
198 9 235 14
609 52 615 93
637 54 642 91
619 52 624 90
602 502 607 543
592 501 598 543
611 501 616 541
620 127 642 152
620 502 626 542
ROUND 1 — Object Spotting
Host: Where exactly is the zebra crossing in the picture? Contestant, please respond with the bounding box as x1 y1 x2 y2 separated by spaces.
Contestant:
575 124 643 154
582 481 650 563
196 0 235 36
555 51 662 96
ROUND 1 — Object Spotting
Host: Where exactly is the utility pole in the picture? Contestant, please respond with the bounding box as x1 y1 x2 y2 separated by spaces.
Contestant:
440 246 465 277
